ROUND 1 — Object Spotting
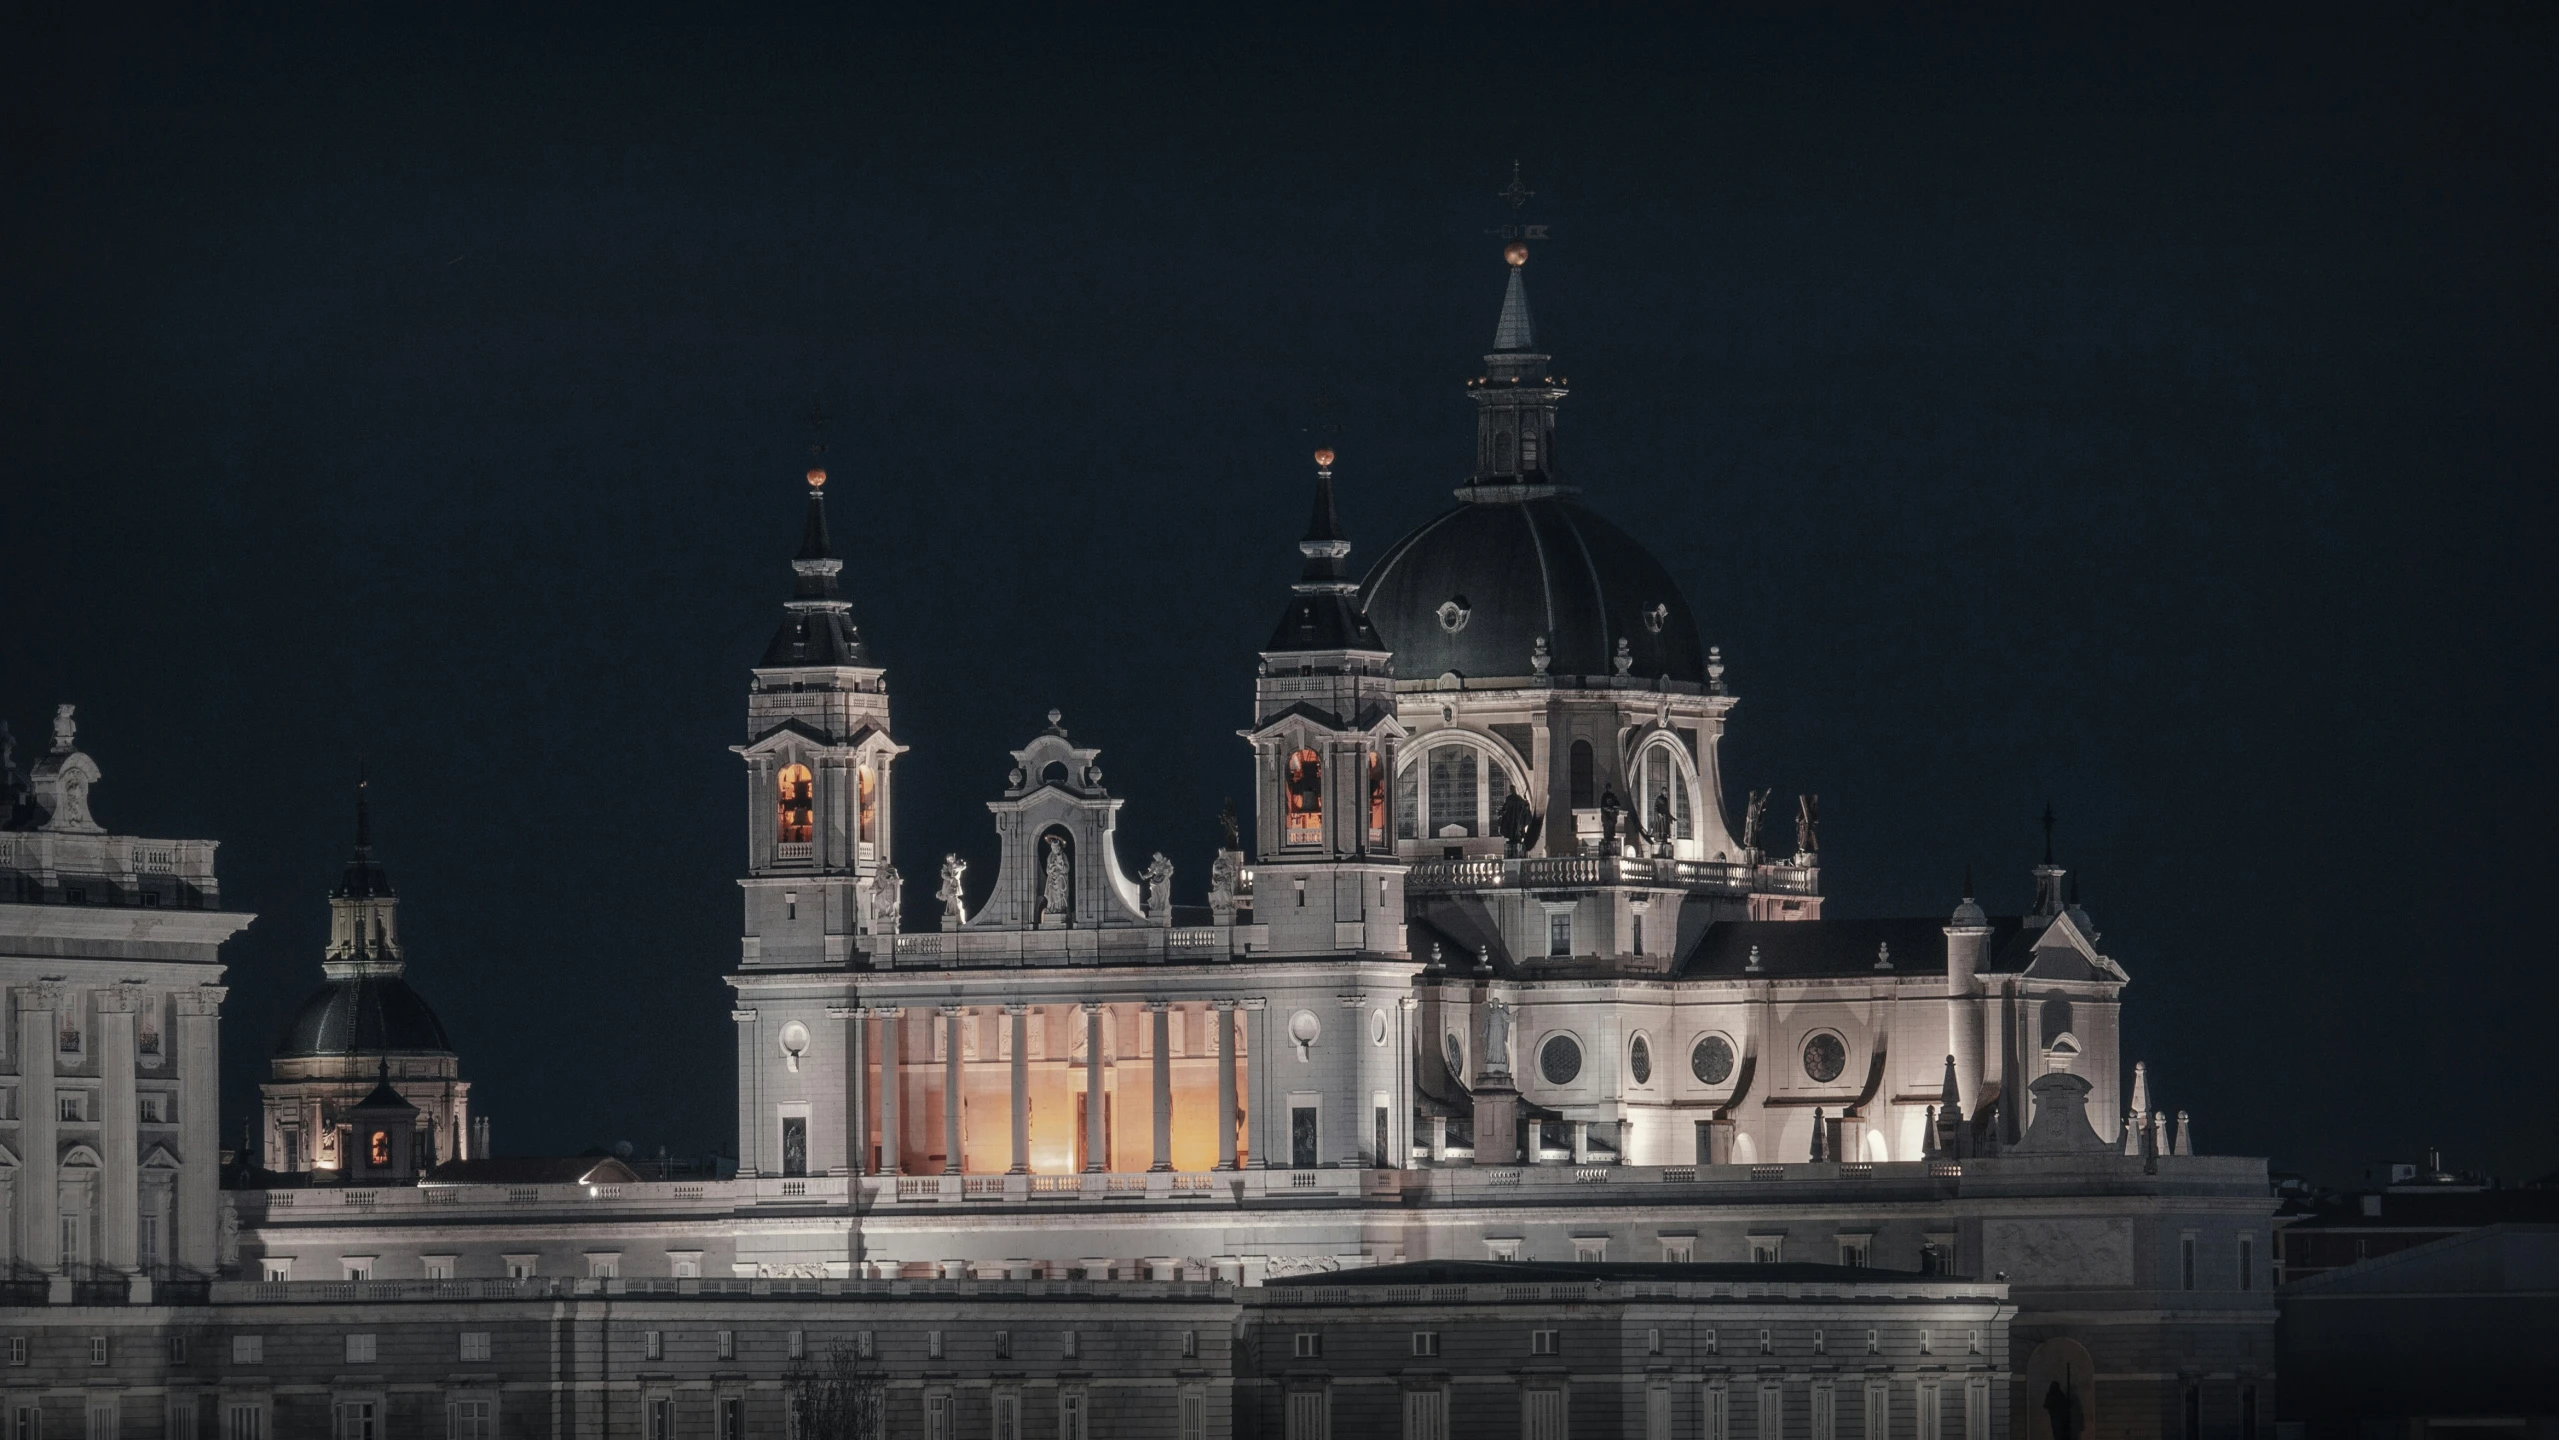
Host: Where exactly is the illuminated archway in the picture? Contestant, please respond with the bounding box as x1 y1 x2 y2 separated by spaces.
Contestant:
776 763 814 843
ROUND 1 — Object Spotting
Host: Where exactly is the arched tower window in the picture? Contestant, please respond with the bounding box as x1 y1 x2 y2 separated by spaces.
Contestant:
1367 753 1386 845
1427 747 1479 838
1641 746 1694 842
1396 764 1419 841
776 764 815 844
1285 749 1324 846
1569 740 1596 809
1493 429 1513 472
857 764 878 847
2040 996 2074 1048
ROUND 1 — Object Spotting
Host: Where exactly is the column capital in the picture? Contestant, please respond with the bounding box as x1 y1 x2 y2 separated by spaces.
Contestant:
731 1009 760 1024
170 985 227 1016
874 1005 905 1019
23 980 66 1011
1079 1001 1105 1016
1004 1001 1030 1016
1210 998 1238 1012
97 982 148 1015
825 1006 859 1020
1399 995 1419 1011
939 1003 966 1017
1239 997 1268 1012
1144 999 1170 1013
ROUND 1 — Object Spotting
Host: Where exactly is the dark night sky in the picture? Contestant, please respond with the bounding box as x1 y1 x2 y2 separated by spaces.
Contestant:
4 10 2551 1187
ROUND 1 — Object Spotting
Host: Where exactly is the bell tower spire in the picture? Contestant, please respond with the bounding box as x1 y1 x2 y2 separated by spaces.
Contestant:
1469 241 1570 487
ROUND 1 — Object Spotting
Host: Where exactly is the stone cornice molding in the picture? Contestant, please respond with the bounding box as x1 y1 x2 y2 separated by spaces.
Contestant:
730 1009 760 1024
170 985 227 1016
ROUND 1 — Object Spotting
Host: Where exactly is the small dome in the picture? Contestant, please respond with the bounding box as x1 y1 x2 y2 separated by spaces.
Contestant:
1360 492 1707 683
274 974 454 1059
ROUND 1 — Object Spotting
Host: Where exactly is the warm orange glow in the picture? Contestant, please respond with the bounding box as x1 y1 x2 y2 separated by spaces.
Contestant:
777 763 815 843
369 1130 390 1166
1312 447 1335 469
806 467 827 487
1505 241 1529 267
857 764 876 845
1368 752 1386 843
1285 749 1323 845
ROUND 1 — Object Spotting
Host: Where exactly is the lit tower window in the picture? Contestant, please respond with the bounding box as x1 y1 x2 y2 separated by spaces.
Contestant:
777 764 814 843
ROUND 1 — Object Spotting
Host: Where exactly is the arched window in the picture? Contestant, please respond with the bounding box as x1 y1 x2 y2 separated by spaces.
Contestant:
2040 996 2074 1048
1427 747 1479 838
776 764 815 844
1285 749 1324 846
1640 745 1694 844
857 764 877 846
369 1130 390 1166
1367 753 1386 844
1493 429 1513 472
1395 763 1418 841
1569 740 1596 809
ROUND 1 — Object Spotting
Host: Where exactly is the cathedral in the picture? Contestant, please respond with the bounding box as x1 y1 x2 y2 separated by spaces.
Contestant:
0 240 2277 1439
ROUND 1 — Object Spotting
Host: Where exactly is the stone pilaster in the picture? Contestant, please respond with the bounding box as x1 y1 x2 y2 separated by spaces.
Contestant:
1212 1000 1239 1171
1148 1002 1172 1172
96 984 143 1273
17 983 62 1272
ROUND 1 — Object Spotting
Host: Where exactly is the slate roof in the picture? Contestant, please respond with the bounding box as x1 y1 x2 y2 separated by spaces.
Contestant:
1360 493 1707 683
274 973 454 1058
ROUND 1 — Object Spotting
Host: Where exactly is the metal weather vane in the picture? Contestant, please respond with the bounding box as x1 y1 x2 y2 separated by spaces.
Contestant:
1488 161 1550 243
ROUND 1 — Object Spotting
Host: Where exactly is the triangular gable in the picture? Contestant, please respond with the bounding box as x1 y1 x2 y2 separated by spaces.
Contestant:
141 1144 183 1170
737 717 836 754
2022 911 2109 982
0 1139 18 1167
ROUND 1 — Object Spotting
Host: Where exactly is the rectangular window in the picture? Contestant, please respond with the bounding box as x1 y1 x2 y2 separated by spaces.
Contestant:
1293 1331 1322 1359
1411 1331 1439 1357
1813 1328 1826 1355
425 1256 454 1280
345 1334 376 1364
991 1391 1021 1440
84 1399 118 1440
923 1392 952 1440
2181 1233 2198 1291
788 1330 806 1359
1181 1329 1197 1359
1810 1382 1836 1440
1180 1388 1208 1440
1291 1106 1319 1169
4 1337 20 1366
168 1334 187 1363
1917 1380 1942 1440
1646 1327 1662 1356
719 1398 746 1440
1838 1235 1870 1267
1755 1387 1782 1440
233 1335 263 1364
643 1330 664 1361
59 1094 81 1122
2242 1384 2260 1440
1060 1390 1091 1440
1703 1328 1717 1355
459 1332 491 1362
342 1258 372 1281
1530 1329 1559 1356
1400 1388 1450 1440
88 1335 107 1366
717 1330 735 1361
448 1397 494 1440
856 1331 875 1360
1866 1329 1879 1354
1061 1330 1078 1360
334 1401 377 1440
1548 913 1571 956
1864 1385 1889 1440
1758 1329 1772 1355
226 1405 265 1440
1750 1239 1781 1264
2239 1233 2255 1291
927 1330 944 1360
646 1397 673 1440
168 1400 198 1440
1646 1385 1671 1440
1703 1387 1729 1440
140 1095 163 1123
1965 1378 1990 1440
142 1216 161 1267
2183 1384 2201 1440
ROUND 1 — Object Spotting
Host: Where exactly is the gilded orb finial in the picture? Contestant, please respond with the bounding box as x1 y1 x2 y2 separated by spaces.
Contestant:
1504 240 1529 268
805 467 826 488
1313 447 1335 471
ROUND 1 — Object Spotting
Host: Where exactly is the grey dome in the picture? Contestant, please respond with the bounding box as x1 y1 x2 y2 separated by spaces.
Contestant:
274 973 454 1058
1358 491 1707 683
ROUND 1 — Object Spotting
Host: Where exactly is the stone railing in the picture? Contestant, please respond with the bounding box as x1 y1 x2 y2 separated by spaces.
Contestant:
1404 855 1814 898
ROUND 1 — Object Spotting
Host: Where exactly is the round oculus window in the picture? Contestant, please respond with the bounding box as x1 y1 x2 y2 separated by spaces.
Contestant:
1371 1009 1390 1046
1444 1033 1465 1080
1629 1035 1653 1085
1802 1032 1848 1084
1539 1035 1584 1086
1691 1034 1735 1085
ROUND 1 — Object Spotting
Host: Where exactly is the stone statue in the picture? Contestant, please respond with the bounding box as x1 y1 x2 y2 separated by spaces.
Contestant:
869 864 902 932
51 703 76 753
936 854 968 925
1496 790 1534 854
1040 835 1072 921
1141 852 1174 914
1217 798 1240 851
1795 793 1820 855
1742 788 1768 849
1599 788 1622 849
1208 852 1238 908
1651 792 1674 858
1484 1000 1513 1075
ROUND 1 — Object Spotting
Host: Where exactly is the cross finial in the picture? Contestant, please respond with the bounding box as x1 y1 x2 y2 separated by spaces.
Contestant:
1497 161 1534 211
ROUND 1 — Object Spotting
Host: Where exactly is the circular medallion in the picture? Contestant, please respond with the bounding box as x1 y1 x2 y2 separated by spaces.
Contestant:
1629 1034 1653 1086
1370 1009 1389 1046
1802 1032 1848 1084
1690 1033 1735 1086
1539 1034 1583 1086
1436 596 1473 633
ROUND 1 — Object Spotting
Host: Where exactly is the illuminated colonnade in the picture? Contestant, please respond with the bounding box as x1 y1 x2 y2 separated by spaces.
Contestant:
849 1000 1251 1175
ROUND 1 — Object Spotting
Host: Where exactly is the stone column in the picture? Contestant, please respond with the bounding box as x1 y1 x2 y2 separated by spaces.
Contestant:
1213 1000 1239 1171
731 1007 761 1175
1148 1002 1173 1172
1082 1003 1107 1172
18 984 62 1272
833 1006 865 1176
1242 998 1269 1168
941 1005 964 1175
1007 1004 1030 1175
876 1008 903 1177
1570 1120 1589 1166
97 985 142 1273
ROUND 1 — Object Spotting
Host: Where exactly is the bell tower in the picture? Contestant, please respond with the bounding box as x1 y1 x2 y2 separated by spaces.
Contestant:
732 466 908 970
1243 450 1408 956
